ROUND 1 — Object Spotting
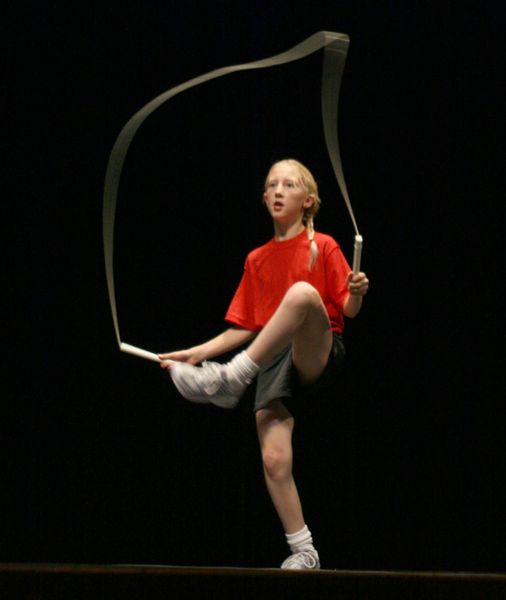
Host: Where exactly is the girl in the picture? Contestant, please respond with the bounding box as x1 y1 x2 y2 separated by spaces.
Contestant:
160 159 369 569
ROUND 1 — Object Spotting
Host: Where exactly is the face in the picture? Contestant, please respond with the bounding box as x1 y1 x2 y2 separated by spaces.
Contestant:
263 162 315 225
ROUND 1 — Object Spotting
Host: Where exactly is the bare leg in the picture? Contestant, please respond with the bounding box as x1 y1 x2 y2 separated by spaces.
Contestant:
168 282 332 408
256 400 304 534
247 282 332 384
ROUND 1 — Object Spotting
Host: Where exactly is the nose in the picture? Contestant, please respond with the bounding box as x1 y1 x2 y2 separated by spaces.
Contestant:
275 182 284 196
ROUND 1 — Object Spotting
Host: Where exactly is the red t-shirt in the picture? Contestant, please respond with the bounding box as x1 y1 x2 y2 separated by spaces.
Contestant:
225 229 351 333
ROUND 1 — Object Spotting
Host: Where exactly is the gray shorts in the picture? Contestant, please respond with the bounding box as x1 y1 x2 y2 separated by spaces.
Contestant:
254 333 346 414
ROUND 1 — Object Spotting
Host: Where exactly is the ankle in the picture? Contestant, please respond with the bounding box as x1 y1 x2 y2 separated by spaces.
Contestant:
285 524 316 554
228 350 259 381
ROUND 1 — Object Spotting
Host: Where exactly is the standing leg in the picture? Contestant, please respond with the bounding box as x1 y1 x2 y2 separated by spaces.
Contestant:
256 400 320 569
256 400 304 533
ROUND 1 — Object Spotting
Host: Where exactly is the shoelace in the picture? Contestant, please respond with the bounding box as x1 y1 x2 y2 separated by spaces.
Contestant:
283 550 319 569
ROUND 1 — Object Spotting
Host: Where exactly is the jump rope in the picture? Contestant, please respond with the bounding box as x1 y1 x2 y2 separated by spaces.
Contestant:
103 31 363 363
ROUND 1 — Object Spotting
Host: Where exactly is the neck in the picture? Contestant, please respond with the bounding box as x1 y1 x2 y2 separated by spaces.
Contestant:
273 220 305 242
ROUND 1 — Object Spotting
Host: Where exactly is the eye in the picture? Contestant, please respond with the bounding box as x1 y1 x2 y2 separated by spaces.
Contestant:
284 180 295 188
267 180 277 188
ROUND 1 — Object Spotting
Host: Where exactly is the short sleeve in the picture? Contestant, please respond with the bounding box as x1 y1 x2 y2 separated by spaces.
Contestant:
225 257 261 331
324 244 351 312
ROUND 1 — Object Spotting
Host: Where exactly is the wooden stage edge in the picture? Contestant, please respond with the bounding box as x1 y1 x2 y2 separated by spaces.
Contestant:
1 563 505 599
1 562 505 579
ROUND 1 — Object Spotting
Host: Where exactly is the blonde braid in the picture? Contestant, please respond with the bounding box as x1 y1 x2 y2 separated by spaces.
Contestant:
305 215 318 271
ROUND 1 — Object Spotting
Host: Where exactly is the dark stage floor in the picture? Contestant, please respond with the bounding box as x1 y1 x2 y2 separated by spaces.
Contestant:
1 563 505 599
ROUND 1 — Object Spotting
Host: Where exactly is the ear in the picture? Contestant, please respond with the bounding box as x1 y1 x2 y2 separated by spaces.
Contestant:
303 194 316 209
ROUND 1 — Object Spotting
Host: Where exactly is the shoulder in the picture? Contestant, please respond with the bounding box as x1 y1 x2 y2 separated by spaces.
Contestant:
245 238 274 263
315 231 340 251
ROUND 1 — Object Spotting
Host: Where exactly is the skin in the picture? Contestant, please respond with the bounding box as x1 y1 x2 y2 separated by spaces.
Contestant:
160 161 369 536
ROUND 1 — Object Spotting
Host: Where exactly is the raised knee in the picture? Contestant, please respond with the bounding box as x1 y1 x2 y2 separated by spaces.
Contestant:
284 281 320 307
262 446 292 482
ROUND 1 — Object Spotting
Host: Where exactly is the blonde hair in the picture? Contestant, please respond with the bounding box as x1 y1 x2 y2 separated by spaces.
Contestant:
266 159 322 270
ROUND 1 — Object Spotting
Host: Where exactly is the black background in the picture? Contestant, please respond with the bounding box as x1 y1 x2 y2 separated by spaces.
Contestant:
4 1 504 571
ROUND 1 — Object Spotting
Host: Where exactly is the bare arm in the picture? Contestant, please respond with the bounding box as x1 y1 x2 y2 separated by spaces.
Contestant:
159 327 256 366
343 271 369 318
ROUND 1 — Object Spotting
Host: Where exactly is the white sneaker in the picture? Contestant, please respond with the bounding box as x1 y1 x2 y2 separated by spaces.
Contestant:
170 361 249 409
281 549 320 570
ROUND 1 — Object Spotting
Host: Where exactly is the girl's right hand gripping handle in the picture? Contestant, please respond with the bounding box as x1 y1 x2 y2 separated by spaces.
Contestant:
352 235 363 274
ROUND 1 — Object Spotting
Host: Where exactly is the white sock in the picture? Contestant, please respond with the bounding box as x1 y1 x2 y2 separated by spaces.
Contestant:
285 524 316 554
226 350 259 384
